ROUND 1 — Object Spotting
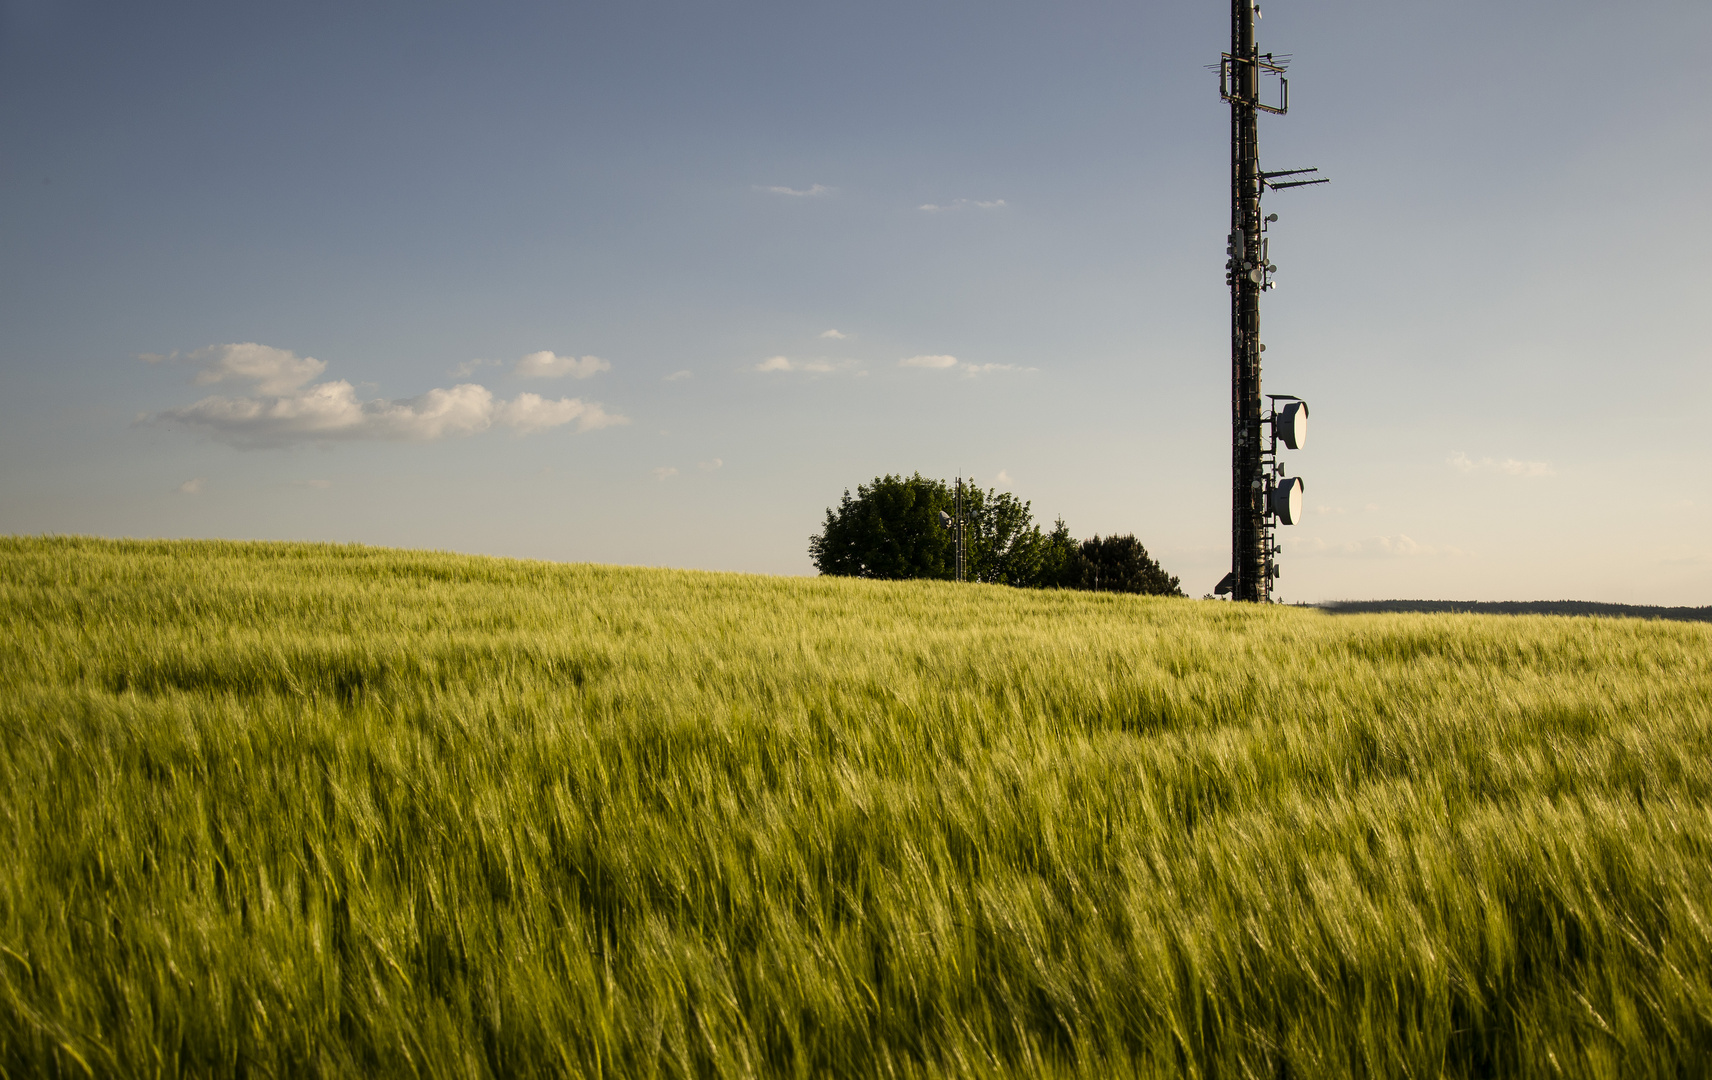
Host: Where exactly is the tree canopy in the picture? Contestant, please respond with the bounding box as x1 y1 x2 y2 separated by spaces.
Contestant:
809 474 1183 596
807 473 953 581
1075 533 1182 596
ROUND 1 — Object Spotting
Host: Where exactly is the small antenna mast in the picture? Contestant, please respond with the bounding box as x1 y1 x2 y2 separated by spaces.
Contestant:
955 475 967 583
1214 0 1326 602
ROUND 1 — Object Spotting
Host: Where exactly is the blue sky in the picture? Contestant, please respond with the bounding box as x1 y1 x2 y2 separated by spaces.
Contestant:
3 0 1708 603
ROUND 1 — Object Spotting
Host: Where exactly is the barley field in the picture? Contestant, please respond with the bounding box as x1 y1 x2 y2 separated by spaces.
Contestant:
2 536 1710 1078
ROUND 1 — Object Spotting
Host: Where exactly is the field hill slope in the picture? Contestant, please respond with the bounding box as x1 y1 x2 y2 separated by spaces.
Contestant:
3 536 1711 1077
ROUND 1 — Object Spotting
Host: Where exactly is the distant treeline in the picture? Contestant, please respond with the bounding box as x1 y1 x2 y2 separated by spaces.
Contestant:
810 473 1183 596
1319 599 1712 624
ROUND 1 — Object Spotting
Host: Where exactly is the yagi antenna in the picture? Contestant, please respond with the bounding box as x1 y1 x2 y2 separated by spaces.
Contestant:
1216 0 1328 602
1263 167 1330 191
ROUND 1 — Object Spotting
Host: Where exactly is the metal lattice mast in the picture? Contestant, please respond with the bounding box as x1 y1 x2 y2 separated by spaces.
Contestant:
1229 0 1264 603
1216 1 1324 603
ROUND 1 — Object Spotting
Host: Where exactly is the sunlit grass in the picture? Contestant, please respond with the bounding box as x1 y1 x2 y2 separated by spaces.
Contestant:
2 536 1710 1077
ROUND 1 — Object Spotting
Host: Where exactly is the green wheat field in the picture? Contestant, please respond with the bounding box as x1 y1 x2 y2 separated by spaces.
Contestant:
3 536 1711 1078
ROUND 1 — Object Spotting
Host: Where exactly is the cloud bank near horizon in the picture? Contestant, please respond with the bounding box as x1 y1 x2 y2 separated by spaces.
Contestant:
145 343 626 448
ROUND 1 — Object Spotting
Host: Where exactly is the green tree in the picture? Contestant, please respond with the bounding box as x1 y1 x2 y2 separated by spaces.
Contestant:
811 476 1061 585
810 477 1183 597
1032 517 1086 589
1077 534 1183 596
809 473 955 579
962 486 1049 586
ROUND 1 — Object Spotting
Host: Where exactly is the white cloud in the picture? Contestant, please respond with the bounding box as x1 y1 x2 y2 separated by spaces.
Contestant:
995 470 1012 486
146 342 627 448
146 343 328 395
514 351 610 379
495 392 625 434
452 358 502 377
698 458 723 472
653 466 679 481
1448 451 1555 477
756 184 832 197
919 198 1007 212
177 477 205 495
754 356 835 373
900 354 960 369
664 370 694 381
819 329 847 339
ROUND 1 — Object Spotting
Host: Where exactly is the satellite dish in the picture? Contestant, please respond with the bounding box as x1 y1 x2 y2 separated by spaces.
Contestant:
1270 476 1304 524
1277 400 1308 450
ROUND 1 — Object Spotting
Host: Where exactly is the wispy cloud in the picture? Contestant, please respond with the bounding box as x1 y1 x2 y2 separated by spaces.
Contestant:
919 198 1007 212
653 466 679 481
1448 451 1555 477
177 477 205 495
451 358 503 377
819 329 847 339
899 355 1033 376
756 184 833 197
664 370 694 382
995 470 1012 486
145 343 627 448
698 458 723 472
754 355 837 373
514 351 610 379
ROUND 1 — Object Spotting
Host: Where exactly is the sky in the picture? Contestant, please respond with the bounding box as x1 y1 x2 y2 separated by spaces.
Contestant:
2 0 1708 604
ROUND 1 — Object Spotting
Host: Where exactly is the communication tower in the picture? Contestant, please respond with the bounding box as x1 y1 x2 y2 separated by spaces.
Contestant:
940 476 968 583
1212 0 1326 602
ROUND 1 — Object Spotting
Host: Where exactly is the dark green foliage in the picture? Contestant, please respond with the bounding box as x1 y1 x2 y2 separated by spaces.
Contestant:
810 477 1177 593
1031 517 1085 589
1322 599 1712 623
808 473 954 579
809 474 1060 586
960 487 1050 586
1075 533 1184 596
